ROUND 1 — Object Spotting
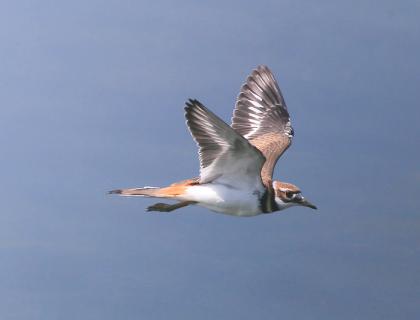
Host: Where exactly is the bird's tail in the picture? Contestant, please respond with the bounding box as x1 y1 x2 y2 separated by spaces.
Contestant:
109 180 200 212
109 179 199 199
108 186 163 197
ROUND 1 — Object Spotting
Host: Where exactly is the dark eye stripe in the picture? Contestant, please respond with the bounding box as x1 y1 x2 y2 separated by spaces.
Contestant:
285 191 294 198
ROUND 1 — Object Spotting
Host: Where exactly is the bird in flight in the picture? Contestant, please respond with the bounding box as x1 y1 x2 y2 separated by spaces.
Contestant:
109 65 316 216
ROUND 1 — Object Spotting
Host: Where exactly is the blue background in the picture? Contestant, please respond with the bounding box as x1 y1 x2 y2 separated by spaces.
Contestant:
1 0 419 319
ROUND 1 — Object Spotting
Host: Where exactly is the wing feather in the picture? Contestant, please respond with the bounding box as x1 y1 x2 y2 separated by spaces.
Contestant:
231 65 294 186
185 99 265 190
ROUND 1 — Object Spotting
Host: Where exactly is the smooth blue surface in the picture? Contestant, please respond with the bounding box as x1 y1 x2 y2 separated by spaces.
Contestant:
1 0 419 319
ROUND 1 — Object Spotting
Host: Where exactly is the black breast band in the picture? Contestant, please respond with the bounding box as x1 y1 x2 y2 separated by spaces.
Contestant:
260 189 278 213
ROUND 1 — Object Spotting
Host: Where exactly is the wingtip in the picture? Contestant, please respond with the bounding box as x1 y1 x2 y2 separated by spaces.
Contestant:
185 99 207 115
185 98 194 110
186 98 202 107
256 64 268 69
255 64 270 72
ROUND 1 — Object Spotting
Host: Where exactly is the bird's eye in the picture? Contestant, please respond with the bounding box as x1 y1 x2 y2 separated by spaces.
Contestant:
286 191 294 198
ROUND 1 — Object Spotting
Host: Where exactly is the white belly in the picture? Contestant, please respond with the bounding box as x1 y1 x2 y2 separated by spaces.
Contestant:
182 184 263 217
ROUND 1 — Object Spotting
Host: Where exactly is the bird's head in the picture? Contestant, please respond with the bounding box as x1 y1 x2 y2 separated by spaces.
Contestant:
272 181 317 211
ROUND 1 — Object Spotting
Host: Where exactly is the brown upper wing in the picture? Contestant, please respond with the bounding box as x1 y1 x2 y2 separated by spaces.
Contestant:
231 65 293 187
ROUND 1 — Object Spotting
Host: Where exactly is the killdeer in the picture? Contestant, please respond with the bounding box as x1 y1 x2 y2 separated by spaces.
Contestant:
109 65 316 216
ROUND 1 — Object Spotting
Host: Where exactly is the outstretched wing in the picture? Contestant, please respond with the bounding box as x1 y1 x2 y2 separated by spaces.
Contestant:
185 99 265 191
231 65 293 186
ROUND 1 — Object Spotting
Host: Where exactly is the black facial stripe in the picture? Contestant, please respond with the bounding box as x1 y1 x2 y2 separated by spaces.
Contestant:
285 191 294 198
